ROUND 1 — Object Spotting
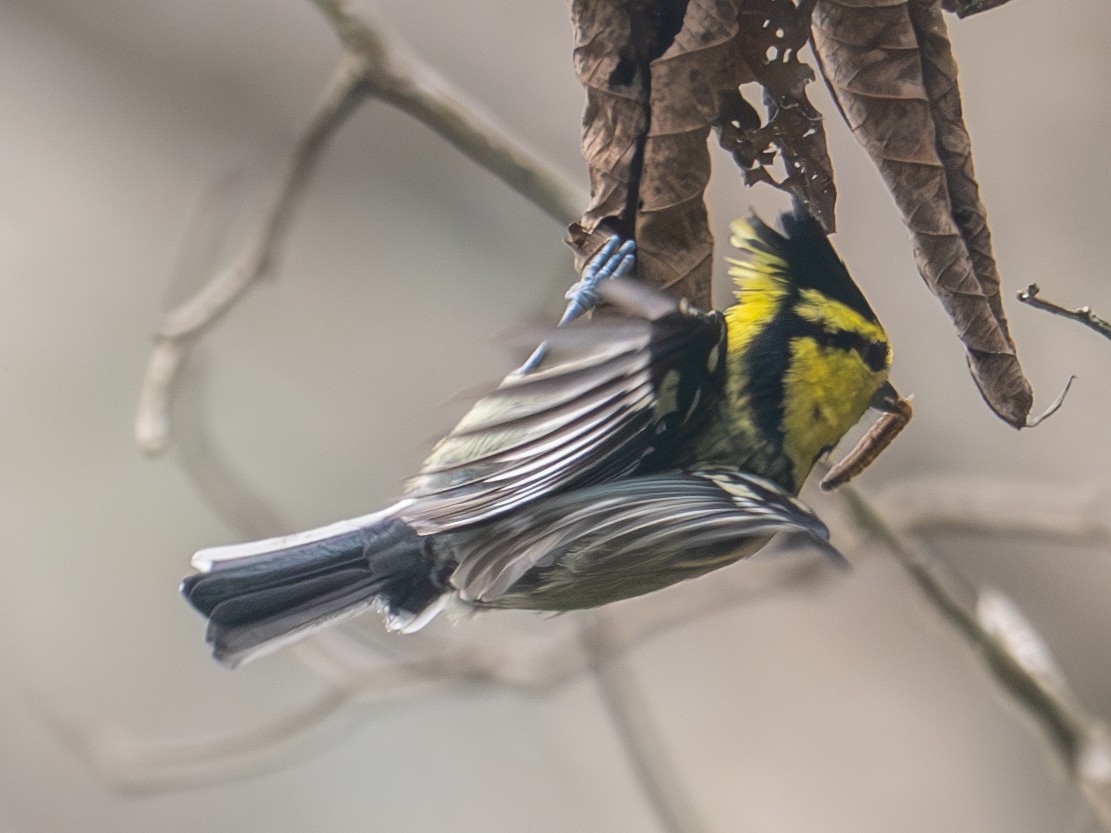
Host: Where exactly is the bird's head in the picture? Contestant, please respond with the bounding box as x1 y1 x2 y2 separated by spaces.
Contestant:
724 209 895 491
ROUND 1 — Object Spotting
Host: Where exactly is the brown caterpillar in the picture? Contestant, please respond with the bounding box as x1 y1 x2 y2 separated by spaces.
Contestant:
821 394 913 491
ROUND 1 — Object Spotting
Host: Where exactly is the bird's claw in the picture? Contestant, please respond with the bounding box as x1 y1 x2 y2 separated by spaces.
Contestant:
561 237 637 324
517 235 637 374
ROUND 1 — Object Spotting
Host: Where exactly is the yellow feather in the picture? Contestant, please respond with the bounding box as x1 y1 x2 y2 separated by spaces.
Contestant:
723 235 789 359
795 289 887 346
781 338 887 487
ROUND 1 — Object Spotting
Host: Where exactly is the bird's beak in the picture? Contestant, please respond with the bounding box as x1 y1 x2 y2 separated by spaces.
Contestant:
870 381 904 413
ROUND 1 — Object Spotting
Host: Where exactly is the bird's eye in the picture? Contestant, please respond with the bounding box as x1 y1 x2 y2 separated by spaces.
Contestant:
862 341 888 373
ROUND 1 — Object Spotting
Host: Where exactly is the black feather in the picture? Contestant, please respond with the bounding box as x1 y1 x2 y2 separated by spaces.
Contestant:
755 208 879 322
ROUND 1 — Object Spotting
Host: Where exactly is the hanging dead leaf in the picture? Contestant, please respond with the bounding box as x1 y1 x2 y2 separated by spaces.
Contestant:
569 0 1033 429
811 0 1033 427
568 0 756 307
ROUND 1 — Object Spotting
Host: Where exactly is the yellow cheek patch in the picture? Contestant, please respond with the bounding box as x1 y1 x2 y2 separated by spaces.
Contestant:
781 337 886 486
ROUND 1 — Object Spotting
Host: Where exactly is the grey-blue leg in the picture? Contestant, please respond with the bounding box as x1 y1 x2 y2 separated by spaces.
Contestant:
517 236 637 374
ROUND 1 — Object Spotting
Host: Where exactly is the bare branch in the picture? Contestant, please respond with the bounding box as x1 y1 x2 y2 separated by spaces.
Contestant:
135 56 367 454
310 0 584 223
50 468 1111 818
135 3 585 455
1018 284 1111 344
873 476 1111 547
26 660 448 793
836 483 1111 830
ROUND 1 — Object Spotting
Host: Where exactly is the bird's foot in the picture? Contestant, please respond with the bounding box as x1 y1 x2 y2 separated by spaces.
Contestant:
516 236 637 374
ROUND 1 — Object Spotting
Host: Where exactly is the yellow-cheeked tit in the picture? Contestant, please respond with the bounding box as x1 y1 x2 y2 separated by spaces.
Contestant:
182 208 898 666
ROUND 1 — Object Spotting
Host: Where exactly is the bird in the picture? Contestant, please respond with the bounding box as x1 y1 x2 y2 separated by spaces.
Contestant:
182 208 900 667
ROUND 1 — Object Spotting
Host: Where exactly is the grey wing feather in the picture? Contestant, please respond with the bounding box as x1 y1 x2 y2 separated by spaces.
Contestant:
448 468 837 608
402 280 724 534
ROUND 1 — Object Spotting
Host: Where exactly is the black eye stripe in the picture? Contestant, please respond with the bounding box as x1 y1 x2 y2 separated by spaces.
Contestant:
771 309 887 373
803 327 888 373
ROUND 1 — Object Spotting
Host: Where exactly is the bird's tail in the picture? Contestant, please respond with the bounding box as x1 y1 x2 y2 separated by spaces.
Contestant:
181 512 452 667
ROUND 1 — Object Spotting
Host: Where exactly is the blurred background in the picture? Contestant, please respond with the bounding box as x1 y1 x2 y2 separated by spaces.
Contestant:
3 1 1111 831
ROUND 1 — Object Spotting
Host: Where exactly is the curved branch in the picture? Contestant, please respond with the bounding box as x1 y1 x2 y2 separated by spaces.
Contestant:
874 476 1111 546
48 552 826 793
837 482 1111 829
312 0 584 224
26 661 446 793
135 56 367 454
582 617 710 833
135 3 585 455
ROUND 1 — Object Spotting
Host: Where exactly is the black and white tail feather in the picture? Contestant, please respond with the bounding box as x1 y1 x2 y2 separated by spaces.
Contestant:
182 506 444 667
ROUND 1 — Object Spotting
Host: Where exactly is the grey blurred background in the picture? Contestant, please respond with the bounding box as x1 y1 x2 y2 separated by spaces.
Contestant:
3 1 1111 831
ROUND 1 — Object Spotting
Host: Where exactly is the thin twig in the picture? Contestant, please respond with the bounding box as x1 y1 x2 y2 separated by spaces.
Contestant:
135 56 368 454
1018 284 1111 343
582 616 710 833
873 476 1111 547
837 482 1111 830
27 660 448 793
136 3 585 454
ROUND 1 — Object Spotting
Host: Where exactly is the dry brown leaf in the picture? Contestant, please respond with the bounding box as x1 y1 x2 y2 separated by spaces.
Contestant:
720 0 838 232
569 0 842 309
568 0 756 307
812 0 1033 427
568 0 1032 428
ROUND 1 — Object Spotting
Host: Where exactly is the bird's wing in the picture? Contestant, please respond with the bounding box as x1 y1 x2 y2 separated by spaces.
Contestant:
447 467 840 607
401 280 726 533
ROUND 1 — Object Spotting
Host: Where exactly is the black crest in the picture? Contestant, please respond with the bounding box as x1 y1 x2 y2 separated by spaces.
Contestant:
750 208 878 322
